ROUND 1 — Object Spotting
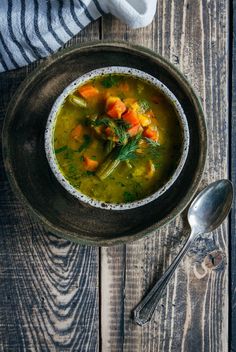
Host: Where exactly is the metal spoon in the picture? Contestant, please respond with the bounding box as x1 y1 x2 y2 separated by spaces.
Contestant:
133 179 233 326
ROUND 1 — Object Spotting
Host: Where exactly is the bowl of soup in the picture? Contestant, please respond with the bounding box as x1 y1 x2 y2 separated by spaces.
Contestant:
45 66 189 210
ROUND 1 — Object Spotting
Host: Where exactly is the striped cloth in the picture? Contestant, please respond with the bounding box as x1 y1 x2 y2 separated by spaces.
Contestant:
0 0 157 72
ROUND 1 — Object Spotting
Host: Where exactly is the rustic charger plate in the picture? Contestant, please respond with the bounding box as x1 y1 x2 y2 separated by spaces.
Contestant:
2 42 207 246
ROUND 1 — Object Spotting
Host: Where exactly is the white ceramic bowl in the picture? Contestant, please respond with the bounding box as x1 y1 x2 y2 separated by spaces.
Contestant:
45 66 189 210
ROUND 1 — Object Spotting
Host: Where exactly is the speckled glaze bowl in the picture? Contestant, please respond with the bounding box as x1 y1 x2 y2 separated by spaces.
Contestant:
45 66 190 210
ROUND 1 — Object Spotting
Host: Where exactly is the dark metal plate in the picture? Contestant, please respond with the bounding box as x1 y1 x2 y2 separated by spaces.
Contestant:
2 42 207 246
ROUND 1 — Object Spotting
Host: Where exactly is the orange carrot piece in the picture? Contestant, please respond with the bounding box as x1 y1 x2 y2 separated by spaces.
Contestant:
105 127 113 136
105 96 118 108
143 127 159 141
146 110 155 118
127 124 143 137
78 85 99 99
105 127 119 142
106 98 126 118
83 156 98 171
119 82 129 92
70 124 83 141
122 109 140 127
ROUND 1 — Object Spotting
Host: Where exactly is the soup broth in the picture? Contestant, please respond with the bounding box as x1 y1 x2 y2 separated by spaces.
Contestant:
53 74 183 204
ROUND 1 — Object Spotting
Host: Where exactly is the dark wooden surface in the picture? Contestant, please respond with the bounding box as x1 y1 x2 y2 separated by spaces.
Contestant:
231 1 236 351
0 1 231 351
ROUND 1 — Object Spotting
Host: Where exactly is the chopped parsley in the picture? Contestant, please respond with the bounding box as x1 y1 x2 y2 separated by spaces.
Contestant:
139 99 150 113
123 191 136 203
77 135 91 153
55 145 67 154
101 75 121 88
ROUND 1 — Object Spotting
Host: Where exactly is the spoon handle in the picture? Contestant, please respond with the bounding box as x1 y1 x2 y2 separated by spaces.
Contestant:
133 232 195 326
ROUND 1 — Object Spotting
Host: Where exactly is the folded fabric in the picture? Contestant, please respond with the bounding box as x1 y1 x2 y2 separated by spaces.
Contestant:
0 0 157 73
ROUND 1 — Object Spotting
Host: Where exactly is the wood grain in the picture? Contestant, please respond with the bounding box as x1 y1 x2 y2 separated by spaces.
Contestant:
231 1 236 350
0 1 230 351
0 22 100 352
100 1 229 351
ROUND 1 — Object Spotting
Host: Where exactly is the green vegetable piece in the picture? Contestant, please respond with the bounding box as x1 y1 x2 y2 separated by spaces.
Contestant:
69 94 87 108
104 140 115 155
55 145 67 154
96 159 120 180
96 135 141 180
96 148 121 180
125 160 133 169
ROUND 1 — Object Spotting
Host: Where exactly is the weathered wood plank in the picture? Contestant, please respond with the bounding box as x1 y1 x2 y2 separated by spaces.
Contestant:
0 22 100 352
231 1 236 350
100 1 229 351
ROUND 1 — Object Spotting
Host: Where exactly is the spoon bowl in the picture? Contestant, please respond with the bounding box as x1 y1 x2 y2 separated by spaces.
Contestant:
188 179 233 234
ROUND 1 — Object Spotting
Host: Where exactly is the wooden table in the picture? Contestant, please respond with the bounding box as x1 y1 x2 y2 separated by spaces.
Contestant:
0 1 234 351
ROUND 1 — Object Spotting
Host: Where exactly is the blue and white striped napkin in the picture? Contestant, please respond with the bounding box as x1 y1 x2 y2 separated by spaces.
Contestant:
0 0 157 72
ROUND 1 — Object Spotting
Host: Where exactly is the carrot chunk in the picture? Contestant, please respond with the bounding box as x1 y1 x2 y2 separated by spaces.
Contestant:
119 82 130 92
122 109 140 127
105 127 119 142
70 124 83 141
143 127 159 142
106 96 126 118
83 156 98 171
127 124 143 137
78 85 99 99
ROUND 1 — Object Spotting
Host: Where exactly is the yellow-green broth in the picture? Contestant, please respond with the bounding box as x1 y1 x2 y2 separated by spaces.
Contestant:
53 74 183 204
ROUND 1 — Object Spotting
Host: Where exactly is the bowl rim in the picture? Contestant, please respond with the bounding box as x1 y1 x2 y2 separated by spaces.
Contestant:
2 40 207 246
45 66 190 210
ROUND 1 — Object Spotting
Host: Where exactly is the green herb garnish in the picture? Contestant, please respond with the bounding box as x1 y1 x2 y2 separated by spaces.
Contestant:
101 75 121 88
113 125 128 145
91 117 129 145
139 99 150 113
145 137 160 147
123 191 136 203
55 145 67 154
86 171 95 176
116 119 131 129
144 137 162 167
68 164 78 180
77 135 91 153
117 134 142 161
91 117 111 127
96 135 141 180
